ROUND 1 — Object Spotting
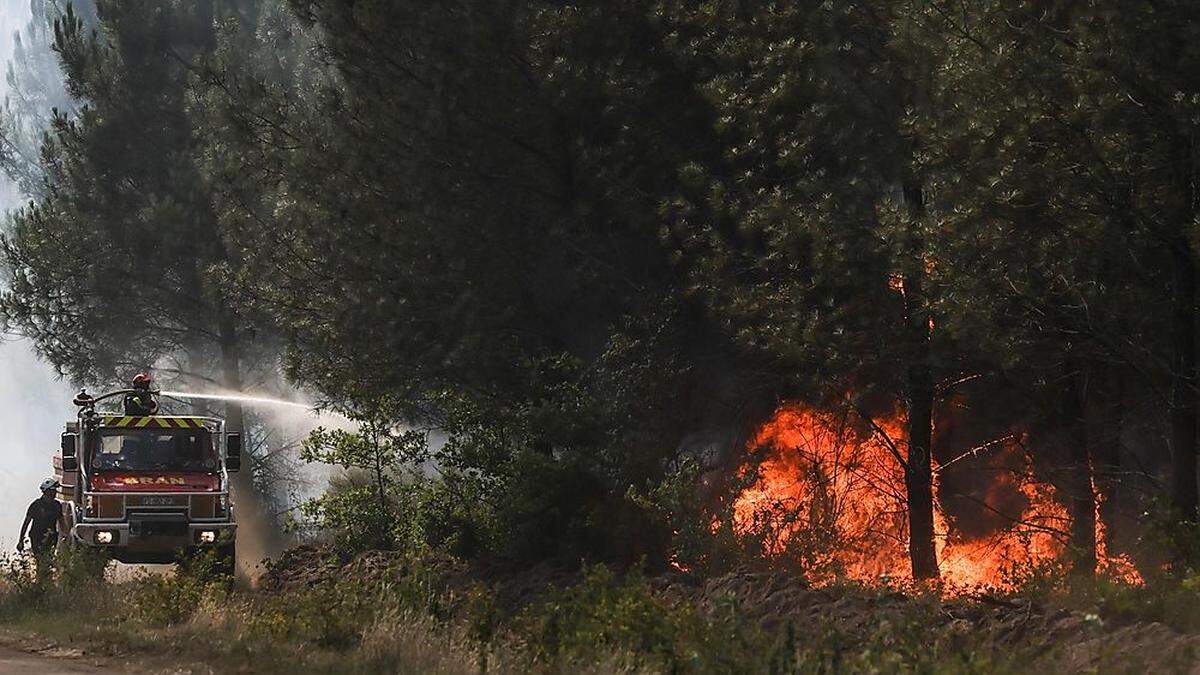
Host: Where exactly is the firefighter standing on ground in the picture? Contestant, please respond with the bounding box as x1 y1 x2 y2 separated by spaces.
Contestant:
17 478 65 554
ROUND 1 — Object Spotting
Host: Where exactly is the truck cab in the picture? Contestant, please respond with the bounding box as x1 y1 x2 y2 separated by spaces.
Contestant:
56 390 241 567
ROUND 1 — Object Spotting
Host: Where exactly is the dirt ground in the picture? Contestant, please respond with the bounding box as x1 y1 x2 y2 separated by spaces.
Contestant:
0 632 123 673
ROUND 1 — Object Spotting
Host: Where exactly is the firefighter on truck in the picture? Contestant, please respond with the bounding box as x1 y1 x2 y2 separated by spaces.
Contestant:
58 374 242 570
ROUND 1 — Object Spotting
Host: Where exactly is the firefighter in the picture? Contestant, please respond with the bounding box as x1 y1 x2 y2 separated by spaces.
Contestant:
17 478 66 555
124 373 159 416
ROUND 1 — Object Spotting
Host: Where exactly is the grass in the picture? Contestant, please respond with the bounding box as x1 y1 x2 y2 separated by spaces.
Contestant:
0 546 1196 673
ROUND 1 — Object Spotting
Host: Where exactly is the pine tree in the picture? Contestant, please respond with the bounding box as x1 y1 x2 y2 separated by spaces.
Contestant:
656 0 952 579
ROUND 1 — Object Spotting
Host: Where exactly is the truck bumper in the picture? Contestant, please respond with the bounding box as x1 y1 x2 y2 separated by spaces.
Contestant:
73 522 236 548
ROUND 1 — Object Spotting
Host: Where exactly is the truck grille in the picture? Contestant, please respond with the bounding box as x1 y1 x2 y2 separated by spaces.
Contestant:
127 495 188 508
129 514 188 538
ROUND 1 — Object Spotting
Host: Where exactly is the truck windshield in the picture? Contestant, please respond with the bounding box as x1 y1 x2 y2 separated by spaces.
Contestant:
93 429 218 472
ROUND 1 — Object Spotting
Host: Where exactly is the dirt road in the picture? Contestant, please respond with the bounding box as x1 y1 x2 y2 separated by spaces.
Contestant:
0 644 118 673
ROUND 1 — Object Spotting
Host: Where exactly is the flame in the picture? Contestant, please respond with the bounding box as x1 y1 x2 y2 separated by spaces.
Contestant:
731 403 1140 590
1094 479 1143 584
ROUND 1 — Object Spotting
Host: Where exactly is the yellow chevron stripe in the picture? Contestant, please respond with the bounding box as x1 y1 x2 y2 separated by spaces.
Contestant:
101 416 210 429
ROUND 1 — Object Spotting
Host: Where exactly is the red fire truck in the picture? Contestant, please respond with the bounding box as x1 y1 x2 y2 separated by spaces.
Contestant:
54 382 241 569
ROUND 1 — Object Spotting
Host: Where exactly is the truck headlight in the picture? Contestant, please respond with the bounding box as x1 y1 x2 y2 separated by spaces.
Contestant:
95 531 113 544
198 530 217 544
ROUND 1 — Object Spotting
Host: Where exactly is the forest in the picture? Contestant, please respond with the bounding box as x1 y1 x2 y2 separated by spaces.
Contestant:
1 0 1200 672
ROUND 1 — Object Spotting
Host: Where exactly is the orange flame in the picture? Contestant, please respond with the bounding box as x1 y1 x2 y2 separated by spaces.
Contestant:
732 403 1140 589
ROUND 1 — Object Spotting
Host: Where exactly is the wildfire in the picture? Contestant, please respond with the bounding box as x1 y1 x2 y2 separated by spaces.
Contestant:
732 403 1141 590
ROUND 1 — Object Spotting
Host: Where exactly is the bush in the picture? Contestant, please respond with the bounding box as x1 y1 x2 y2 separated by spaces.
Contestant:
0 545 111 615
56 545 111 591
515 564 764 673
0 552 50 604
782 618 1009 674
130 550 230 626
242 583 370 648
1080 574 1200 633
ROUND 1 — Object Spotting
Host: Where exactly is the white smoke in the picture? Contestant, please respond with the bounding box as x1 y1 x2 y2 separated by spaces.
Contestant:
0 342 76 550
0 0 78 550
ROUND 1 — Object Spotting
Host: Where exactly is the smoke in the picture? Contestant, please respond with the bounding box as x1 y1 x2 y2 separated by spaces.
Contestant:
0 340 77 550
0 0 79 551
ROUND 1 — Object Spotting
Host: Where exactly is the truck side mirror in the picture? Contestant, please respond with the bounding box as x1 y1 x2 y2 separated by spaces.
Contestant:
60 432 77 458
226 433 242 472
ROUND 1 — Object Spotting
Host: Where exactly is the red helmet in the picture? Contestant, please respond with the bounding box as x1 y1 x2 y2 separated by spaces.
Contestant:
132 373 153 386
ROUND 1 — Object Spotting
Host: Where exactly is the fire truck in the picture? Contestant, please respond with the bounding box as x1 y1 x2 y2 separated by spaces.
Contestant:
53 381 241 568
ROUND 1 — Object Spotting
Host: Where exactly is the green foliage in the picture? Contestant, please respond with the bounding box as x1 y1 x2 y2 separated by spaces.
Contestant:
242 580 375 648
9 544 1200 673
634 456 748 578
0 546 110 608
1140 497 1200 574
0 0 96 197
0 552 53 600
54 544 110 592
129 550 231 626
515 564 763 673
0 0 273 384
782 618 1008 674
1085 575 1200 634
299 404 428 554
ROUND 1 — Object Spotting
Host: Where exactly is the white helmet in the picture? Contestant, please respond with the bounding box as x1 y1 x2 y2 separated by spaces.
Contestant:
39 478 59 492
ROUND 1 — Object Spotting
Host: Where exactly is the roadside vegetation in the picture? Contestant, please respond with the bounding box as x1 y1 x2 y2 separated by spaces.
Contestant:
0 543 1198 673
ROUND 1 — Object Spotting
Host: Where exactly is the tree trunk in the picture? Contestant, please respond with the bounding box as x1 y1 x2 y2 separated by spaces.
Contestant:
1063 366 1096 576
218 310 245 435
905 360 939 579
1170 238 1198 523
1094 372 1124 555
217 306 279 578
902 182 939 580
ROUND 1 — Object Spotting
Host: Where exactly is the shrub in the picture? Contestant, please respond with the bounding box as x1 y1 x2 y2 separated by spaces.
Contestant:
515 564 764 673
56 545 111 591
1083 574 1200 633
129 550 230 626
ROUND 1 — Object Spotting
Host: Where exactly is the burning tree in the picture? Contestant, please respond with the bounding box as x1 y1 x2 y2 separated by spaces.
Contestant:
659 1 952 579
731 402 1141 589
